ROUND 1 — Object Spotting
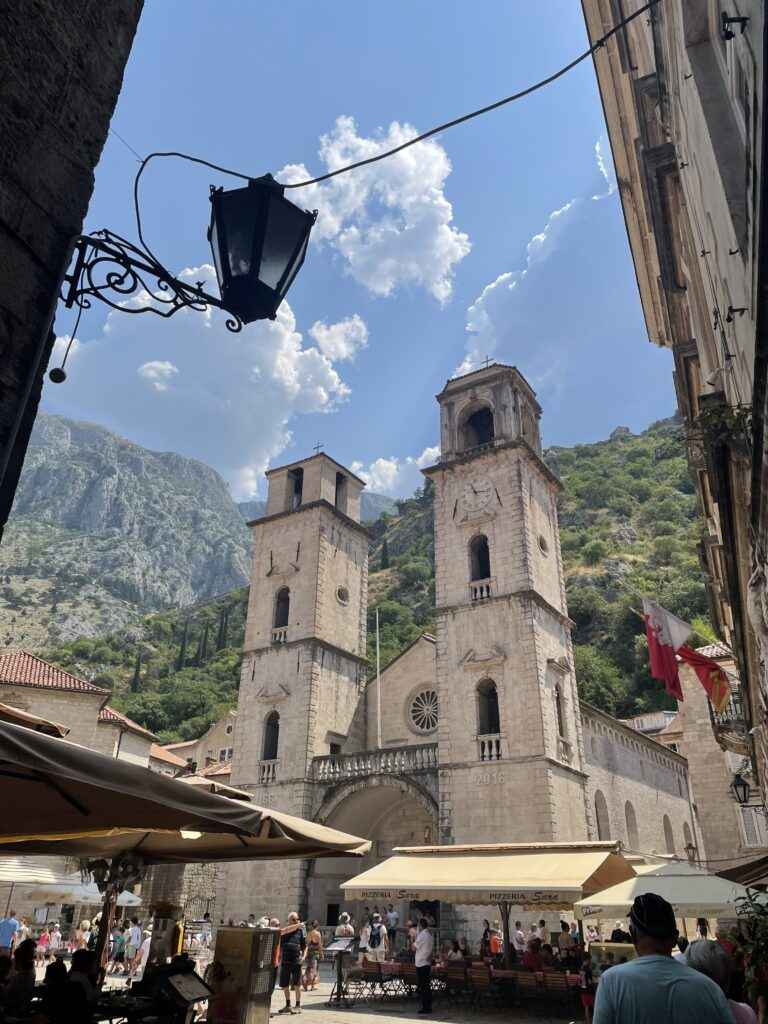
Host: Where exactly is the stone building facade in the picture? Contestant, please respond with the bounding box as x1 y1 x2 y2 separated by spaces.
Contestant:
580 0 768 819
221 364 699 929
0 1 143 536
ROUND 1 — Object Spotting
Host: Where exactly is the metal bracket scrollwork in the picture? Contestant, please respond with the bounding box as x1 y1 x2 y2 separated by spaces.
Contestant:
61 230 244 334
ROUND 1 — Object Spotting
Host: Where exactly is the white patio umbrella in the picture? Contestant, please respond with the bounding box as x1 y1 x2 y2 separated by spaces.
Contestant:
574 860 750 919
21 882 141 906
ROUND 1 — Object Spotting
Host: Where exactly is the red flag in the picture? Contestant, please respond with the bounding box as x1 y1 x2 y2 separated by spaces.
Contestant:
678 645 732 713
642 598 692 701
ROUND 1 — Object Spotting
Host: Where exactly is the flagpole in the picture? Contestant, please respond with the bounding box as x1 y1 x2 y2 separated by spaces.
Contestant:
376 607 382 750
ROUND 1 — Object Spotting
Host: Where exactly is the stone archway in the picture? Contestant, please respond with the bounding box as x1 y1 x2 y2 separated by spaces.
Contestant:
306 775 438 929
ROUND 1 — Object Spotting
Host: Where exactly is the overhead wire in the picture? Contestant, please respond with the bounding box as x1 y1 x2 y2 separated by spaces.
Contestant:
130 0 663 260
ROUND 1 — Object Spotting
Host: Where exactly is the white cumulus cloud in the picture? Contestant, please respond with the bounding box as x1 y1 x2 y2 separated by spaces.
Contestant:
308 314 368 362
352 444 440 496
44 264 364 499
138 360 179 392
279 116 471 303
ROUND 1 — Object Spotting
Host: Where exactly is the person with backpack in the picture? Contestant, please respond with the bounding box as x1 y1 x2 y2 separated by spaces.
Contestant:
365 913 388 963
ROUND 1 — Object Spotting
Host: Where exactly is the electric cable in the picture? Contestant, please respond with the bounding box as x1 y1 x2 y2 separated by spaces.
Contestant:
131 0 663 259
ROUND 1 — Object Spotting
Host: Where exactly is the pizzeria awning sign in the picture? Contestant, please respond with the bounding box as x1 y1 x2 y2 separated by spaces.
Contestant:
354 888 574 908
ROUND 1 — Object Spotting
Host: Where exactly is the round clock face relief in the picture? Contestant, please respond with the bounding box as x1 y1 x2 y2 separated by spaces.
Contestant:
461 477 493 512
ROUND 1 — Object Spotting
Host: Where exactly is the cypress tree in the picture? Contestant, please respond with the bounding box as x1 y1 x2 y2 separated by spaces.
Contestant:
175 619 189 672
216 606 229 651
130 651 142 693
380 536 390 570
196 624 209 666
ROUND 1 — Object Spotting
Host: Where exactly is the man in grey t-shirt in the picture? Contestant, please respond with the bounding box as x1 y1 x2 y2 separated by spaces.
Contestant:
593 893 734 1024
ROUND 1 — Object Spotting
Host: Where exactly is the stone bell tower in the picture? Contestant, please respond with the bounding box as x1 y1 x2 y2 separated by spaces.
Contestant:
219 453 369 922
422 363 589 850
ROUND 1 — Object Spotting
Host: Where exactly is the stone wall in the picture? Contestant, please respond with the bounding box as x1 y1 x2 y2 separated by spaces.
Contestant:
582 704 697 856
0 1 143 532
676 657 762 866
0 685 111 754
366 635 436 749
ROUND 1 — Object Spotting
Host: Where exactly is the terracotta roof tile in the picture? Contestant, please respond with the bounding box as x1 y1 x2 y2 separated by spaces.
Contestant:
150 743 187 767
0 650 109 694
198 760 232 777
98 705 158 740
694 642 733 660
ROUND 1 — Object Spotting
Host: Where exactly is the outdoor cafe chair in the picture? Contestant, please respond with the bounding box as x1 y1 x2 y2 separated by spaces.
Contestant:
444 961 470 1004
399 961 418 996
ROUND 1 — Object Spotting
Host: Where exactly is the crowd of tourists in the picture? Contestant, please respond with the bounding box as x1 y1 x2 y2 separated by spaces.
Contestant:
0 907 153 1017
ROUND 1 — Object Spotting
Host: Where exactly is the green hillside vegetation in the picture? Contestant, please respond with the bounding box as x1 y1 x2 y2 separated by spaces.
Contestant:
41 416 713 740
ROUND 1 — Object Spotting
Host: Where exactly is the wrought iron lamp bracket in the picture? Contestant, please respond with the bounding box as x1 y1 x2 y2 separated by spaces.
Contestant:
61 230 244 334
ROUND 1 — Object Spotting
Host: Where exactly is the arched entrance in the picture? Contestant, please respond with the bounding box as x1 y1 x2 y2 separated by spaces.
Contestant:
307 777 438 932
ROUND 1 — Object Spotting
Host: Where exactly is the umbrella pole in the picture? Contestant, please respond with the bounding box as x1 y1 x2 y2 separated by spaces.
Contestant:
499 901 512 969
94 886 118 985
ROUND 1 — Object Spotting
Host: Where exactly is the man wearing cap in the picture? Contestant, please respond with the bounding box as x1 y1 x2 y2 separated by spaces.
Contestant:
592 893 735 1023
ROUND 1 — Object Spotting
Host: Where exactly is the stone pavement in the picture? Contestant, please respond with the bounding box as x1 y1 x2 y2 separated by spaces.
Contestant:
269 972 575 1024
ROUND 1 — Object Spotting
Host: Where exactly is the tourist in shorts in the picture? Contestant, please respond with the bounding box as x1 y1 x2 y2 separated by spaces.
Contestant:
278 913 306 1014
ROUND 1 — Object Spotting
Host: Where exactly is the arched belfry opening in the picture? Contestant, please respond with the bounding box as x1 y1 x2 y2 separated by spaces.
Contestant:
460 404 495 451
274 587 290 629
263 711 280 760
469 535 491 582
335 472 347 513
477 679 500 735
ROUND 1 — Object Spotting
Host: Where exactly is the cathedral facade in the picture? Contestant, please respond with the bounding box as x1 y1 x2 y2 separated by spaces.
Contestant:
219 364 697 929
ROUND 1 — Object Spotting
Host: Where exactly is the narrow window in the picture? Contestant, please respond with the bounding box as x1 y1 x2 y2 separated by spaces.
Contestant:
663 814 675 854
288 467 304 511
263 711 280 761
274 587 290 629
329 742 341 758
477 679 500 735
469 535 491 581
595 791 610 840
554 685 566 738
625 802 639 849
335 472 347 512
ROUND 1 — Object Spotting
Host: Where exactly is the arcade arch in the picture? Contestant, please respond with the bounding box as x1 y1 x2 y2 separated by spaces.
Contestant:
306 778 438 928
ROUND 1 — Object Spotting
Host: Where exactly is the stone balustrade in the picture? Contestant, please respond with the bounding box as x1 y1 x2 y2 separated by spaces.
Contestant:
257 758 279 784
271 627 288 644
313 743 438 782
477 734 502 761
469 577 494 602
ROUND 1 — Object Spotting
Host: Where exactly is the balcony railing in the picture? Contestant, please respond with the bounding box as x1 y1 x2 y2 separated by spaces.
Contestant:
469 577 495 602
477 734 502 761
313 743 438 783
557 736 573 764
257 759 279 784
708 687 749 754
272 627 288 644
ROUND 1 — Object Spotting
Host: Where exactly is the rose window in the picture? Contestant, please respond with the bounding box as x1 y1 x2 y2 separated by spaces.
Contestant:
409 690 439 733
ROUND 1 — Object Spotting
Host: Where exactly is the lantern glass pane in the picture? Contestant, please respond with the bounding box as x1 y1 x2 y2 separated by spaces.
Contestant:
222 189 260 278
209 218 223 288
277 232 310 300
260 199 309 290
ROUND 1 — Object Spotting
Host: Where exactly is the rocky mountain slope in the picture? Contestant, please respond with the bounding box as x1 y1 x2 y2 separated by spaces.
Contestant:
0 414 396 648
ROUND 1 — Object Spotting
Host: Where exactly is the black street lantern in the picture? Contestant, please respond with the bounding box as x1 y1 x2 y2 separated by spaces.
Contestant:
731 772 750 805
208 174 318 324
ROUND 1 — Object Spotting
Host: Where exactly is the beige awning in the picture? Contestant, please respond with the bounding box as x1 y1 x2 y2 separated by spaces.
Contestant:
0 702 68 737
341 842 635 909
0 719 371 864
574 860 751 919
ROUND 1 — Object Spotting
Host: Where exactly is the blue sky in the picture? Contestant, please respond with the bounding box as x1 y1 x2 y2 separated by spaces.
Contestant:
44 0 675 498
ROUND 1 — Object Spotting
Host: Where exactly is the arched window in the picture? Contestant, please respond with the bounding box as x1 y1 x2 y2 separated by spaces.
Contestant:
477 679 500 735
274 587 290 629
469 535 491 582
263 711 280 761
288 467 304 511
625 802 639 849
594 791 610 840
663 814 675 854
554 685 566 738
460 404 495 450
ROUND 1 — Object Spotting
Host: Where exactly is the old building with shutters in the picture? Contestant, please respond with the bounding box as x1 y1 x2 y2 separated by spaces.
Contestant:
220 364 698 931
580 0 768 834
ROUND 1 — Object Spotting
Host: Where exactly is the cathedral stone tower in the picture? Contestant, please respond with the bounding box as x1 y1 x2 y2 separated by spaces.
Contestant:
422 363 589 849
219 453 369 922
